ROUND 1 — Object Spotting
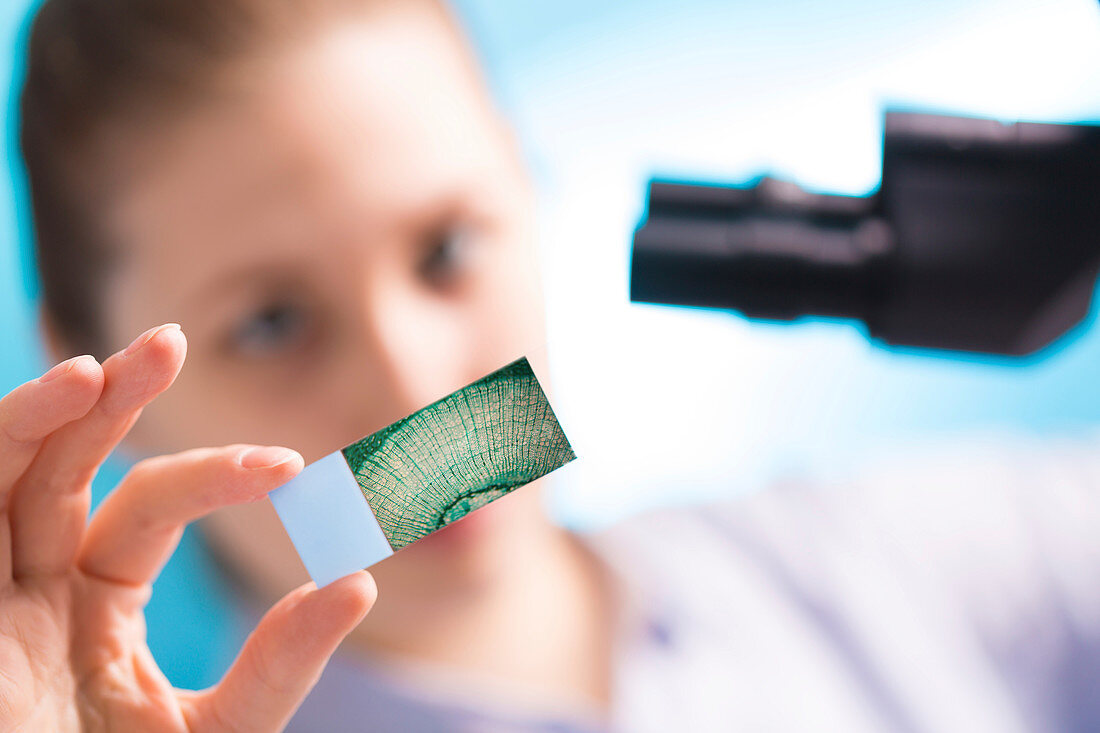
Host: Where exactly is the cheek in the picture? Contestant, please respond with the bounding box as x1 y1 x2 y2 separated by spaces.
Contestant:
129 335 358 461
128 365 313 458
475 239 545 345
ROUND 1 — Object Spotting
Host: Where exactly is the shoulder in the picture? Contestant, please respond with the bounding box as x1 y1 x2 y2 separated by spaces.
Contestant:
592 430 1100 640
585 433 1100 731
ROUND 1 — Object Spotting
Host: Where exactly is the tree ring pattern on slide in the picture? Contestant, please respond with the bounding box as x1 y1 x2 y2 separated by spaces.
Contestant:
341 357 576 551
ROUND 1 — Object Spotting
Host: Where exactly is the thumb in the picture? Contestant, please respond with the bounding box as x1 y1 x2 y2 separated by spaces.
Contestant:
183 570 376 732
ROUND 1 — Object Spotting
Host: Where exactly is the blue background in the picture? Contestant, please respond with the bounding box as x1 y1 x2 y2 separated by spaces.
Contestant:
2 0 1099 689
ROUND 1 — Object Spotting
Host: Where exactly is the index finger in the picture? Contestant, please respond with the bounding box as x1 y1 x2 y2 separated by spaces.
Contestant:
11 324 185 579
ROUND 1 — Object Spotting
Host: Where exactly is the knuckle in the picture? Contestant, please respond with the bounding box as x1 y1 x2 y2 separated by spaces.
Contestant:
247 638 294 700
0 393 42 447
204 695 251 733
41 465 95 498
0 418 34 449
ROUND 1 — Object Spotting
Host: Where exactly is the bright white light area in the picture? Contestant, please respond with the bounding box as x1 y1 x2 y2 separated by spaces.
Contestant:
454 0 1100 527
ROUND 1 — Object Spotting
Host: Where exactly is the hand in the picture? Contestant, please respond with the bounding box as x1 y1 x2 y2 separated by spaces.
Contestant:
0 324 376 731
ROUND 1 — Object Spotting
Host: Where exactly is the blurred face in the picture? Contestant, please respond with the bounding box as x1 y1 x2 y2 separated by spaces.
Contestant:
86 7 550 595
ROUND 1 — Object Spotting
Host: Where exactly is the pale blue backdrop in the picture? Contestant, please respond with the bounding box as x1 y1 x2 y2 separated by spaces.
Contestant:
2 0 1099 689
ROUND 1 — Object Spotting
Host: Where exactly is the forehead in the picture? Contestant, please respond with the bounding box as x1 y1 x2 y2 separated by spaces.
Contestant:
104 8 506 267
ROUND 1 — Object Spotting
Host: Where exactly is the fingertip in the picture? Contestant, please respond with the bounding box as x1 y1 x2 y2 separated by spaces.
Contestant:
237 445 304 473
103 324 188 408
278 451 306 482
233 447 304 504
336 569 377 605
120 322 184 357
137 323 187 375
2 356 105 443
163 322 187 351
265 452 306 490
63 355 107 416
55 353 104 391
317 570 377 624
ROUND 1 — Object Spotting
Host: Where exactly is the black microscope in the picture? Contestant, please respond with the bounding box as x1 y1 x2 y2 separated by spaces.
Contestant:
630 111 1100 357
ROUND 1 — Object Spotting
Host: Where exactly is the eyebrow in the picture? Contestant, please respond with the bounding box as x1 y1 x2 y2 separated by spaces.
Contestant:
175 258 313 318
167 177 491 316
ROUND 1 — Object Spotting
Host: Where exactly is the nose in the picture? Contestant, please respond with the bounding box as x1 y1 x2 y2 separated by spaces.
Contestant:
352 279 475 427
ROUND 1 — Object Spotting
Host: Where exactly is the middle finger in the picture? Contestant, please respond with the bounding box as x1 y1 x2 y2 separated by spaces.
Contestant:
10 324 186 579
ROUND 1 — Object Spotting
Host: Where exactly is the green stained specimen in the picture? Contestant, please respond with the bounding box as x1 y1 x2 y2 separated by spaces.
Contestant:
341 357 576 551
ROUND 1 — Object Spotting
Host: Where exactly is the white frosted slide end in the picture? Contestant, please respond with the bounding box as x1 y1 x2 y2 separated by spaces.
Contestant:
269 451 394 588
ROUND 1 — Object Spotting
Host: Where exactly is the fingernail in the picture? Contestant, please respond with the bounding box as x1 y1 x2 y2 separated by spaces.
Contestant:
39 354 92 383
123 323 181 357
238 445 299 470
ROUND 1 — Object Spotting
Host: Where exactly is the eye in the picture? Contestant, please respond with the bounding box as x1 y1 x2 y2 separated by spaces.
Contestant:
418 225 475 286
227 300 312 359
